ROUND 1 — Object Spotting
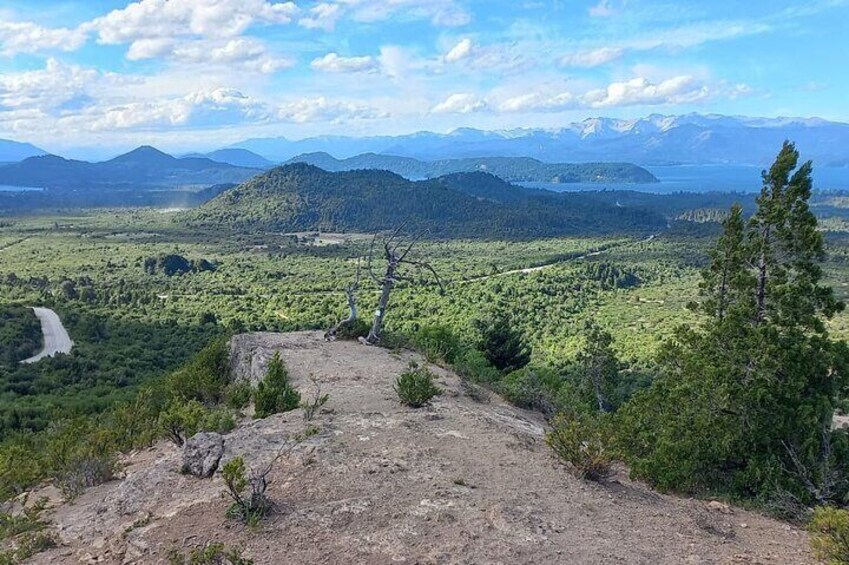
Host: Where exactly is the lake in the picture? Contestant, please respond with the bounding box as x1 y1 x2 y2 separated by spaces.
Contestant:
522 165 849 194
0 185 43 192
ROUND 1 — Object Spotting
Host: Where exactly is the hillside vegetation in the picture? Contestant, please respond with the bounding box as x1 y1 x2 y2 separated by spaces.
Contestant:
285 152 659 183
188 164 667 237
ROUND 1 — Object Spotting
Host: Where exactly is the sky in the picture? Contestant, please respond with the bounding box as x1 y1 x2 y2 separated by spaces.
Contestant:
0 0 847 156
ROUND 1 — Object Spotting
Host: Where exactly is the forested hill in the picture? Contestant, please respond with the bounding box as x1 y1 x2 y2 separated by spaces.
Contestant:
285 152 659 184
186 164 667 238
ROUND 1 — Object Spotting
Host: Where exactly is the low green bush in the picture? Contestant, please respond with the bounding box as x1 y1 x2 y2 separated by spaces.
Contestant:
394 362 441 408
254 353 300 419
167 542 254 565
43 418 119 499
809 506 849 564
412 325 463 364
224 381 254 410
500 367 561 415
221 456 272 526
546 412 614 482
158 400 236 447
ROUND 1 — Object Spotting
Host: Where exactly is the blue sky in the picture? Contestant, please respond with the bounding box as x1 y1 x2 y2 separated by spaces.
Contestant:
0 0 847 155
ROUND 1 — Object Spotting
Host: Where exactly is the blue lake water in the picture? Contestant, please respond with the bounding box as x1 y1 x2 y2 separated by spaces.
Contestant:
523 165 849 194
0 185 43 192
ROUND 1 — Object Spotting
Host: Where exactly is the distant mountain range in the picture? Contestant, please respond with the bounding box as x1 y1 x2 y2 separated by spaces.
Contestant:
0 146 260 190
187 163 667 238
0 139 47 164
226 114 849 166
284 153 658 184
182 148 275 169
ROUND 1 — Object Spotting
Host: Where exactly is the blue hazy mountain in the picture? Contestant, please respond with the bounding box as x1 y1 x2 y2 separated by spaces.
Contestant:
0 139 48 163
228 114 849 167
183 148 275 169
0 146 260 190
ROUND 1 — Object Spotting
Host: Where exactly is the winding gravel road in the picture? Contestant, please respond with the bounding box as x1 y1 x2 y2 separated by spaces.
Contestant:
21 307 74 364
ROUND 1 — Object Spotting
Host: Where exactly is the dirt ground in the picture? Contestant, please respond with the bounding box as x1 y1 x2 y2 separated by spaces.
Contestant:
31 331 813 564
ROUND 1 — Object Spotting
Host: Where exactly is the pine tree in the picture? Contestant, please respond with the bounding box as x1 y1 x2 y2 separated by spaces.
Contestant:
618 142 849 505
474 311 531 373
698 203 751 321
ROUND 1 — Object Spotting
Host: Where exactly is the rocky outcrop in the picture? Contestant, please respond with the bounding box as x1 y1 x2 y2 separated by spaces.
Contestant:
181 432 224 477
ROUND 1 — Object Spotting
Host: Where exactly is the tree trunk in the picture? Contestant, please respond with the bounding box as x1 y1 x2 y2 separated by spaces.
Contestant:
366 263 396 344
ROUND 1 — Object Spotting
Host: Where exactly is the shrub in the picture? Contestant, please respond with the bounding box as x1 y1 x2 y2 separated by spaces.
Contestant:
0 497 57 563
158 400 236 447
0 437 42 502
500 367 560 415
44 419 118 499
546 412 614 482
167 338 232 405
333 318 370 341
394 362 441 408
453 349 501 385
809 506 849 564
224 381 253 410
253 353 300 419
473 311 531 373
167 543 254 565
412 325 463 364
221 457 272 526
299 377 329 422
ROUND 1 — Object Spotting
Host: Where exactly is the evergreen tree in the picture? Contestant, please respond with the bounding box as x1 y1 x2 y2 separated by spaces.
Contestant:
474 311 531 373
618 142 849 505
254 353 301 419
572 322 621 413
698 203 751 321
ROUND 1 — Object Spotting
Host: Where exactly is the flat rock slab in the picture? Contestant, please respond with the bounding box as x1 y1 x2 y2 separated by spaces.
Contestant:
33 331 814 565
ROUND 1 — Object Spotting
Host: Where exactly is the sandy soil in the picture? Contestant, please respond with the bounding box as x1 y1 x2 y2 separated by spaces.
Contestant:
31 331 812 564
21 307 74 364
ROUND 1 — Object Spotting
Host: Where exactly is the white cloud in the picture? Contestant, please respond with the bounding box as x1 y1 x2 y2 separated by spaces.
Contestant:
171 38 294 73
499 92 577 113
443 38 473 63
560 47 624 68
431 93 487 114
311 52 379 73
584 76 709 107
276 97 388 123
90 88 270 131
0 21 87 56
0 58 128 112
302 0 471 28
88 0 299 43
298 3 342 31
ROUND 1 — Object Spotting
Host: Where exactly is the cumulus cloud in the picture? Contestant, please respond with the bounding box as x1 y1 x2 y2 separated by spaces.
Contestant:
431 93 487 114
583 75 709 107
498 75 712 112
80 0 298 71
298 3 342 31
560 47 624 68
311 52 379 73
0 20 87 56
0 58 128 112
443 38 473 63
87 0 298 43
90 87 271 131
276 97 388 123
498 92 577 113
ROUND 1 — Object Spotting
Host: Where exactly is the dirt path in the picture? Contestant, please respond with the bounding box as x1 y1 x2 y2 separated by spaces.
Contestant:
34 331 811 564
462 234 656 284
21 307 74 363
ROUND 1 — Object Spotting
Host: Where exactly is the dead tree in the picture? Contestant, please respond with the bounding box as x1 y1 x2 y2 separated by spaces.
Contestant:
324 259 361 341
362 227 443 345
